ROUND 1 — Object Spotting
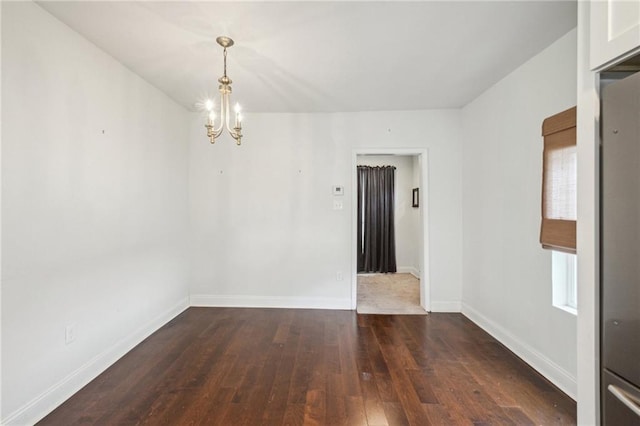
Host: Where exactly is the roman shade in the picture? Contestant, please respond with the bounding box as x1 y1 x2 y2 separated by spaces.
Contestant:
540 106 577 254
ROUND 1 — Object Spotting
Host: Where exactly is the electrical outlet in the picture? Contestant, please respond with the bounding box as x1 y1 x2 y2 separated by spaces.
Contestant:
336 271 344 281
333 200 343 210
65 323 76 345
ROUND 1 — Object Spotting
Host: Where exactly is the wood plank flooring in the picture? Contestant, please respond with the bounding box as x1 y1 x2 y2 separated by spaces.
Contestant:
38 308 576 425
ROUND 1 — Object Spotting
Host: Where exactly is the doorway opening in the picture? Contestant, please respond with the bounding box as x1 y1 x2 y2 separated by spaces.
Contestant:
351 149 430 313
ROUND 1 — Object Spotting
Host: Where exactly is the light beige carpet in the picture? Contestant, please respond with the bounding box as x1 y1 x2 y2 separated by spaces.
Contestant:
357 273 428 315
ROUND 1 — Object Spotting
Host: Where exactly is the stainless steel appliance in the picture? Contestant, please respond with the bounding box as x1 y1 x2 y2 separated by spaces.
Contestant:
601 70 640 425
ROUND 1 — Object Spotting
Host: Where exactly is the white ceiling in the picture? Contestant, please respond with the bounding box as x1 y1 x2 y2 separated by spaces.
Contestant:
37 1 577 113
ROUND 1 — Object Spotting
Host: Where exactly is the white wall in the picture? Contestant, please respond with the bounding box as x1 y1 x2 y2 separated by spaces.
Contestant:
1 3 191 423
189 110 462 310
461 29 578 398
356 155 420 275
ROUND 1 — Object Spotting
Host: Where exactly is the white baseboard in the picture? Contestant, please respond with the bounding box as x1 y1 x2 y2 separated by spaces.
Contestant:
3 297 190 426
396 266 420 278
461 302 577 400
190 294 352 310
430 300 462 312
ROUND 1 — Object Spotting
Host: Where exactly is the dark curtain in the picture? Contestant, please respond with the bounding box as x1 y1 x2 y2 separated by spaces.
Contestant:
357 165 397 273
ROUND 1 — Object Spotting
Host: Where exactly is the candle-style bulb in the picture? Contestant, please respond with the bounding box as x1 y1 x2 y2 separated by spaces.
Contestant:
208 111 216 123
205 99 214 111
234 103 241 114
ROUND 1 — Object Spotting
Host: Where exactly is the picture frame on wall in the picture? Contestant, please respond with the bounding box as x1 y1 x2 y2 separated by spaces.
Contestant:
412 188 419 208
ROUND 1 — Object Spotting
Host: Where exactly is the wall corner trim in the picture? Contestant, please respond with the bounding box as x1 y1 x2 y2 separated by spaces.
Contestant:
2 297 190 426
461 302 577 400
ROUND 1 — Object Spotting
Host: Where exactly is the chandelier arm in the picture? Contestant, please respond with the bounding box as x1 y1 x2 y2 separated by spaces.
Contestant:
230 128 242 145
212 124 224 139
212 96 225 135
223 92 233 134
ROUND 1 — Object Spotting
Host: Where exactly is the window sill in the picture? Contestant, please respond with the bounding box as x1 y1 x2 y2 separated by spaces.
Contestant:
553 304 577 316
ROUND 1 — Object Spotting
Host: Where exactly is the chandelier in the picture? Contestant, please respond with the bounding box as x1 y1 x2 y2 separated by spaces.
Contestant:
204 36 243 145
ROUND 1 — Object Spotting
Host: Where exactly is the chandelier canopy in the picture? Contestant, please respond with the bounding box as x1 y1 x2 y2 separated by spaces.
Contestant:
204 36 243 145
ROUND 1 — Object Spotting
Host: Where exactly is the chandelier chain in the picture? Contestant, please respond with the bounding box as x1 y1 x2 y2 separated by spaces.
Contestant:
223 48 228 78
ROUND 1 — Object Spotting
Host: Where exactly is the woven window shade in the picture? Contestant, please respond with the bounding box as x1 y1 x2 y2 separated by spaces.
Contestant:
540 106 577 254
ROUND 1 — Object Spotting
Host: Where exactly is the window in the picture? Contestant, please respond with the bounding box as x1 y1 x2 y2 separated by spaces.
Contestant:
541 107 577 314
540 106 577 254
552 250 577 315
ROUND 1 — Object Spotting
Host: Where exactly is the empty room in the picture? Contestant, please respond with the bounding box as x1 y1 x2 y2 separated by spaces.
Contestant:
2 1 636 425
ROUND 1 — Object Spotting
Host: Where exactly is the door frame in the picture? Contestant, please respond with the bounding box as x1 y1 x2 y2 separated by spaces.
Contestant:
351 148 430 311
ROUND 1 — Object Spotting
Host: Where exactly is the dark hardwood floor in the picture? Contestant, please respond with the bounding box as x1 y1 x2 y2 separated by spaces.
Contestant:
39 308 576 425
